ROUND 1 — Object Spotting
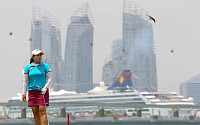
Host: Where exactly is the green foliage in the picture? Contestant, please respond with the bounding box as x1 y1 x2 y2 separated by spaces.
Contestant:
132 112 136 116
21 108 26 118
113 114 118 120
105 111 114 117
96 109 105 117
136 110 142 117
70 115 76 119
173 111 179 117
0 115 10 119
60 108 66 117
151 115 158 119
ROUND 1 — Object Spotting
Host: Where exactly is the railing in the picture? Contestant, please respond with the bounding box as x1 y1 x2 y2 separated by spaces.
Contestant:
0 102 200 109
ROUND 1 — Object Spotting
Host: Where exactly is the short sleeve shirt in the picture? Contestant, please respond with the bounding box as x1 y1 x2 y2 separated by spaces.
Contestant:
24 62 51 91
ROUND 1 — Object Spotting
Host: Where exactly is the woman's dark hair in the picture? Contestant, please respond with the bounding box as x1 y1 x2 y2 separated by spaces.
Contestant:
30 55 35 64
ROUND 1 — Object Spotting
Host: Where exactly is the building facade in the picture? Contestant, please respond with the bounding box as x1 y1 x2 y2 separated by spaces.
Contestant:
102 1 157 91
64 3 93 92
122 1 157 91
102 39 123 86
180 74 200 104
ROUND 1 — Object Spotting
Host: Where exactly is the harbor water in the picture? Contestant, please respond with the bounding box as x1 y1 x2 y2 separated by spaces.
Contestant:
1 117 200 125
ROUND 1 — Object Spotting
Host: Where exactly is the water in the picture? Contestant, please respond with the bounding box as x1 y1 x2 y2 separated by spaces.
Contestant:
0 118 200 125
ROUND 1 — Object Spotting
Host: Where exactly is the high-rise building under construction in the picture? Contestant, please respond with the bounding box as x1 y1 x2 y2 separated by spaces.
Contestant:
102 1 157 91
122 1 157 91
102 39 123 86
30 7 63 91
63 3 93 92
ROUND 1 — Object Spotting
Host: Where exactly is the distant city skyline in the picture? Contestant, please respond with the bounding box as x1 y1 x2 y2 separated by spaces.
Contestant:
30 4 94 92
1 0 200 102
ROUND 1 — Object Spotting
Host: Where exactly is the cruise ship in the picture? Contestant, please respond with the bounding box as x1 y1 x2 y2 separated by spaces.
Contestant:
4 85 195 118
141 91 194 105
2 70 196 118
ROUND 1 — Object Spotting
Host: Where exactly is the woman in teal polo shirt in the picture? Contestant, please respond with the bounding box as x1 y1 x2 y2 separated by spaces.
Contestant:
22 49 51 125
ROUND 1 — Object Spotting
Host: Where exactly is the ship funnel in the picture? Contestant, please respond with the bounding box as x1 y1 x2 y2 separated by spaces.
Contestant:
108 70 134 90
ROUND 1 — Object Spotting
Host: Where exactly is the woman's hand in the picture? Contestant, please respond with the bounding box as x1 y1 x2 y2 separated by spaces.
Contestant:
22 95 26 102
41 87 47 95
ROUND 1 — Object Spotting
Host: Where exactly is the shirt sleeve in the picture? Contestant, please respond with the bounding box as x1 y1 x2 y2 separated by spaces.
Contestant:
45 64 51 73
22 74 29 95
24 65 30 74
44 72 52 88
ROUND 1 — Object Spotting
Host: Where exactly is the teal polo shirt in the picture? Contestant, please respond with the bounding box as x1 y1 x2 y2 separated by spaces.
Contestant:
24 62 51 91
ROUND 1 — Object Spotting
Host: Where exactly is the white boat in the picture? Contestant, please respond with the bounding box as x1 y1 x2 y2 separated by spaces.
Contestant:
5 83 195 118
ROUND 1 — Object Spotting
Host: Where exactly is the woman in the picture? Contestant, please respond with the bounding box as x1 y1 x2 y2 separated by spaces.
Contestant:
22 49 52 125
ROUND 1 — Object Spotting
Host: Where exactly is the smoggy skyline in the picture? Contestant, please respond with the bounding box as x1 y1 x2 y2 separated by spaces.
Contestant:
1 0 200 102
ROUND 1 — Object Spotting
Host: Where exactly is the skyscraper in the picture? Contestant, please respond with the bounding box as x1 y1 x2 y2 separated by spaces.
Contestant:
30 6 63 91
122 1 157 91
102 39 123 86
180 74 200 104
64 3 93 92
102 1 157 91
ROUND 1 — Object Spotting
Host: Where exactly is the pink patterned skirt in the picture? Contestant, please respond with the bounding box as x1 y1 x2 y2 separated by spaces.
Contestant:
28 90 49 107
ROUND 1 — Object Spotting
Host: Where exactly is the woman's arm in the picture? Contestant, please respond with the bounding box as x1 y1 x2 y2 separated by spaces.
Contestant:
44 72 52 88
22 74 29 95
22 74 29 102
41 72 52 94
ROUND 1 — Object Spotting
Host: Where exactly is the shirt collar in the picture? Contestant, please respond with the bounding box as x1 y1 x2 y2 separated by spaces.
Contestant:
30 62 42 67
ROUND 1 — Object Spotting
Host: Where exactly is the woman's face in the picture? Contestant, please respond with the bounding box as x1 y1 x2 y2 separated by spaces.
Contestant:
33 53 42 64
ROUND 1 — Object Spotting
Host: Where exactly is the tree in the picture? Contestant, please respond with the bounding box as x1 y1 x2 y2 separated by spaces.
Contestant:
96 109 105 117
60 108 66 117
136 110 142 117
173 111 179 117
21 108 26 118
132 112 136 116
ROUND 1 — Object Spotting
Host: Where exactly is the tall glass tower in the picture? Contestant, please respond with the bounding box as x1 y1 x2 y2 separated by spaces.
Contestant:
64 3 93 92
102 39 123 86
30 6 63 91
102 1 157 91
122 1 157 91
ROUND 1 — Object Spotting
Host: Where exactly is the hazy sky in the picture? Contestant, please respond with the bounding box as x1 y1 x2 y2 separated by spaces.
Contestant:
1 0 200 102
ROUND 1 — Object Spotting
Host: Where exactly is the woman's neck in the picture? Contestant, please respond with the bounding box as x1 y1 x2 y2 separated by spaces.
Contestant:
34 62 40 64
